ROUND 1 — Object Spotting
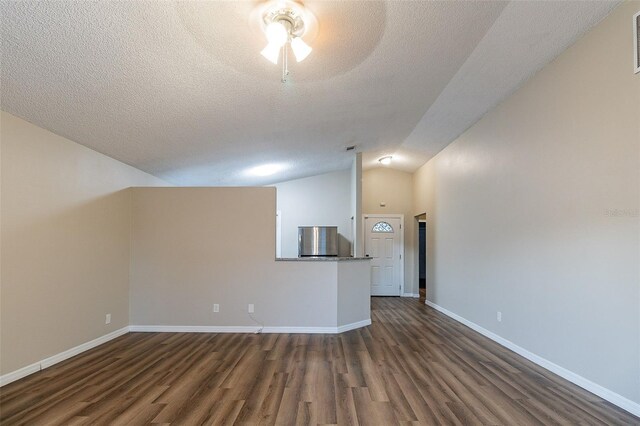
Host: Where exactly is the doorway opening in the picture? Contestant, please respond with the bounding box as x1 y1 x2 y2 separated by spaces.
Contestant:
416 214 426 303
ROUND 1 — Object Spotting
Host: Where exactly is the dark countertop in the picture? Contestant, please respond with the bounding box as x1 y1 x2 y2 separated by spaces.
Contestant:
276 257 371 262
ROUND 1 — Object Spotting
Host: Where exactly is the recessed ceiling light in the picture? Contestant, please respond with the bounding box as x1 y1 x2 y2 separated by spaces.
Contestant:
247 163 284 177
379 156 392 165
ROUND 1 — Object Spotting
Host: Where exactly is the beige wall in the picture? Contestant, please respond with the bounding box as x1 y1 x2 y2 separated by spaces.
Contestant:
413 2 640 404
363 167 416 295
130 187 369 328
0 111 167 375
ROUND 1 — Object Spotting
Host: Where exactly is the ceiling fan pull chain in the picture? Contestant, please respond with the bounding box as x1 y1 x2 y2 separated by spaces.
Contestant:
281 45 285 82
281 43 289 83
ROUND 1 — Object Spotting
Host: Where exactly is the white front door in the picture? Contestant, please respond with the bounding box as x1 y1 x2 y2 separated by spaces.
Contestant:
364 216 402 296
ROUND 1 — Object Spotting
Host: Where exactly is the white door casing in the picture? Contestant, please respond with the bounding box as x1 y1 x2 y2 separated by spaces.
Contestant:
364 215 403 296
276 210 282 258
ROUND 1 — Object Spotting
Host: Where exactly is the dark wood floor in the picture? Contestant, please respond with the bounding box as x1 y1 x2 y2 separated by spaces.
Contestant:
1 297 637 425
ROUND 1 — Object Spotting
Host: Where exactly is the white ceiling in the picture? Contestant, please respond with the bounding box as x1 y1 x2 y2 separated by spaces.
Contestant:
0 1 618 185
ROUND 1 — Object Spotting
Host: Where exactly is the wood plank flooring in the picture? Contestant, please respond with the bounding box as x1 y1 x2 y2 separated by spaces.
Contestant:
1 297 638 425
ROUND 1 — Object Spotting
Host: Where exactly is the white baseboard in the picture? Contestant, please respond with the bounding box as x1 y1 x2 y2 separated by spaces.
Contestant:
402 293 420 298
0 326 129 387
0 362 41 388
129 325 260 333
424 300 640 418
130 319 372 335
337 319 372 333
262 326 337 333
1 319 372 388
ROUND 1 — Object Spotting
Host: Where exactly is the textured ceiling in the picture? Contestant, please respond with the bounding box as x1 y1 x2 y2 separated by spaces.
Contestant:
0 1 618 185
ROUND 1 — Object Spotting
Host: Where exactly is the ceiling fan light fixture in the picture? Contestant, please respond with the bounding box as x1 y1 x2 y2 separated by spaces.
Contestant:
290 37 312 62
257 1 316 81
261 42 281 64
264 22 289 47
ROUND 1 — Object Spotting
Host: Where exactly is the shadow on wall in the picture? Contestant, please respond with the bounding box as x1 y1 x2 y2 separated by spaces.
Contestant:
338 234 351 257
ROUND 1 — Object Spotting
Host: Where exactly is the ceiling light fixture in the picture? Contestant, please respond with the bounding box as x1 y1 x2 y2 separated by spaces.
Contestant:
259 1 315 83
379 156 393 165
248 163 284 177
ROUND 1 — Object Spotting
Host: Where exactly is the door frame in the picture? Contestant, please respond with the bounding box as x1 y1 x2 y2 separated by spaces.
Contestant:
362 214 405 296
416 215 427 302
276 210 282 258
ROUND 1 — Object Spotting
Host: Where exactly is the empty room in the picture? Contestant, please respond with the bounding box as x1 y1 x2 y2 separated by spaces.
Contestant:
1 0 639 424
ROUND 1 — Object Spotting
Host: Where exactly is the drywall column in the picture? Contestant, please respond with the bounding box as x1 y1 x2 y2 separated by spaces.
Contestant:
352 153 363 257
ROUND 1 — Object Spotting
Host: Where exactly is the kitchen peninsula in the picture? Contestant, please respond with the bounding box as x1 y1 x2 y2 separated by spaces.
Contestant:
275 256 371 332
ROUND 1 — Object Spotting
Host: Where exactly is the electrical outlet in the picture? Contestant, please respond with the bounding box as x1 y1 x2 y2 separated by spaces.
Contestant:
248 304 255 313
105 313 111 324
213 304 220 313
497 311 502 322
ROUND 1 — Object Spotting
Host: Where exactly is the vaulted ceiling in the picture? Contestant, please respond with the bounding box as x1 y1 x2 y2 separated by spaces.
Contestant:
0 1 618 185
